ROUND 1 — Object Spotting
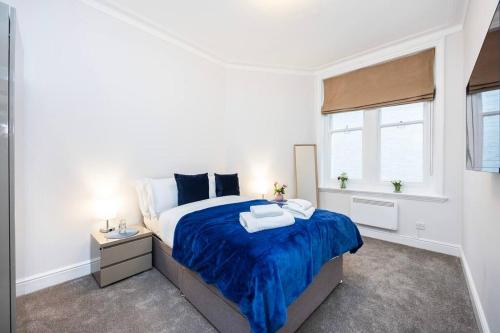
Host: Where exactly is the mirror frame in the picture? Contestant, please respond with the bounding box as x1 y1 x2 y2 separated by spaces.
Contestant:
293 144 320 207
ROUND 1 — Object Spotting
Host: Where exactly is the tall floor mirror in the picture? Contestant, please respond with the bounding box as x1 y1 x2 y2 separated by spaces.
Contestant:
0 2 15 332
294 144 319 207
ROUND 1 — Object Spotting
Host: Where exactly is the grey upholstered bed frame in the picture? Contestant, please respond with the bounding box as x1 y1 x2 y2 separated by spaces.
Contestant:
152 234 343 333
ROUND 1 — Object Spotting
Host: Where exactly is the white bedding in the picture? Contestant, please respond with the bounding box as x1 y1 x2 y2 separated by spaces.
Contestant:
136 176 218 220
145 195 253 248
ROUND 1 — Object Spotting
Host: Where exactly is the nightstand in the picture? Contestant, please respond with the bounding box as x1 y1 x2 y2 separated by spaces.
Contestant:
268 199 288 206
91 225 153 287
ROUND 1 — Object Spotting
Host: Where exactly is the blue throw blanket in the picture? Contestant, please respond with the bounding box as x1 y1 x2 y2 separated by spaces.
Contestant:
172 200 363 333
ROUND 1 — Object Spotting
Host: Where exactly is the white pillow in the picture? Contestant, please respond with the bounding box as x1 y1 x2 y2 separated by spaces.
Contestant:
209 175 216 198
135 180 151 219
139 175 216 219
147 177 178 218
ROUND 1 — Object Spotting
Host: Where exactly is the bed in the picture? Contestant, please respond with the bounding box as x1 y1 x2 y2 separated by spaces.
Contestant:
136 179 362 333
153 234 343 333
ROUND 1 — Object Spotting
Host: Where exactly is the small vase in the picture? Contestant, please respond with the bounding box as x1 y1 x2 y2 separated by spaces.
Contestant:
393 186 402 193
274 193 284 202
340 180 347 189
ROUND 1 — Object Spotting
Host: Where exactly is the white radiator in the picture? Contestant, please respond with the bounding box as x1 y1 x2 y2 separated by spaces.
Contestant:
350 196 398 230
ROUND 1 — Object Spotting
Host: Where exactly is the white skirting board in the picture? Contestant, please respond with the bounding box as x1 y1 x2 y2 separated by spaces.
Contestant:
17 228 460 295
460 248 490 333
357 225 460 256
15 233 490 333
17 229 460 296
16 258 99 296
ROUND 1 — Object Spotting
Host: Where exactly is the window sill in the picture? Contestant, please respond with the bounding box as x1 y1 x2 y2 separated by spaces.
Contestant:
318 186 448 203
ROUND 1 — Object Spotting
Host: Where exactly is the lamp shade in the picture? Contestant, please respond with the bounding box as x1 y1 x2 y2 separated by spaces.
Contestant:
94 198 117 220
254 180 268 196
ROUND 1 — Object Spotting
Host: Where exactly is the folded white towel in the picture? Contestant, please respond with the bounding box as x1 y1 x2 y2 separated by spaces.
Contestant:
283 205 316 220
239 211 295 233
250 204 283 218
287 198 313 210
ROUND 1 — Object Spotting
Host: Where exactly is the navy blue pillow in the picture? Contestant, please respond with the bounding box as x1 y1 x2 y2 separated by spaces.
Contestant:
215 173 240 197
174 173 209 205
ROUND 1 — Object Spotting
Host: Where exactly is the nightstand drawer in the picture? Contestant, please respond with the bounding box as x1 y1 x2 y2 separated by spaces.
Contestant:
101 237 152 267
99 253 152 287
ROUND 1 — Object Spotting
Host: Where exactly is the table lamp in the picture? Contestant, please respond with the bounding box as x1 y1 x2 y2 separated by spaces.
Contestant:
95 198 117 233
255 181 268 199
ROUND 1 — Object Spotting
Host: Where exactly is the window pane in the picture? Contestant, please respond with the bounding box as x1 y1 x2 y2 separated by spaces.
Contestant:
330 111 364 130
380 103 424 125
482 114 500 169
331 130 362 179
481 89 500 113
380 123 423 182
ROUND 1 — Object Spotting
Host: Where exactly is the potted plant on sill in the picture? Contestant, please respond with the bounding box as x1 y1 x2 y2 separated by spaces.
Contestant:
391 180 403 193
337 172 348 189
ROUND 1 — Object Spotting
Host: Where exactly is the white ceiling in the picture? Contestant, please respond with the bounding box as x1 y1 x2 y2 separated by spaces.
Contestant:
102 0 467 70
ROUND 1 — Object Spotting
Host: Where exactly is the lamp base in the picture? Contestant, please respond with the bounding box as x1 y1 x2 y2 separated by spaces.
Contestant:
99 219 115 233
99 226 115 233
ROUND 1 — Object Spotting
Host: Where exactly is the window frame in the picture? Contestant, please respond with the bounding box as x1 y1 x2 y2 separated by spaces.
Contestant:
377 102 433 188
323 101 434 193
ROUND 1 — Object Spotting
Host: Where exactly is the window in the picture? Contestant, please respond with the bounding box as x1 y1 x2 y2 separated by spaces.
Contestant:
325 101 432 190
328 111 363 179
479 89 500 170
380 103 424 182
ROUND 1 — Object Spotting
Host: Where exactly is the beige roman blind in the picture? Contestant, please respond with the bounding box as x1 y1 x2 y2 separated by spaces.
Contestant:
322 48 435 114
468 29 500 93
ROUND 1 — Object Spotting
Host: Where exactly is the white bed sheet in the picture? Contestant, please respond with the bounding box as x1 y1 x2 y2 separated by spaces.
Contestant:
145 195 253 248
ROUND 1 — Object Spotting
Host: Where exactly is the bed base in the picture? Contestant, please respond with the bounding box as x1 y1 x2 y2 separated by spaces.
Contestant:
152 235 343 333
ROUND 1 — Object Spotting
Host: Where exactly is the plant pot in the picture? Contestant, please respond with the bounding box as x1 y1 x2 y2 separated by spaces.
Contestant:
274 193 284 202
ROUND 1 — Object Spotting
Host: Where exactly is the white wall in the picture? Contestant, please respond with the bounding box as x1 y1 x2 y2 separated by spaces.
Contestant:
224 69 315 198
462 174 500 333
10 8 500 331
10 0 317 294
461 1 500 332
315 30 465 255
11 0 227 288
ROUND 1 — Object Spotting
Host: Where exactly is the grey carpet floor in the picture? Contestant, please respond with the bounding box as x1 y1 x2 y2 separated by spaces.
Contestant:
16 237 478 333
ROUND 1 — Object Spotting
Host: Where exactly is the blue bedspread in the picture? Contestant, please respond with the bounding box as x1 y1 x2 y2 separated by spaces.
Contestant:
172 200 363 333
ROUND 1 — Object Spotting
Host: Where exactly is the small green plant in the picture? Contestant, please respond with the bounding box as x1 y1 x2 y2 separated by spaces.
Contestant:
273 182 287 195
391 180 403 193
273 182 287 201
337 172 348 189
